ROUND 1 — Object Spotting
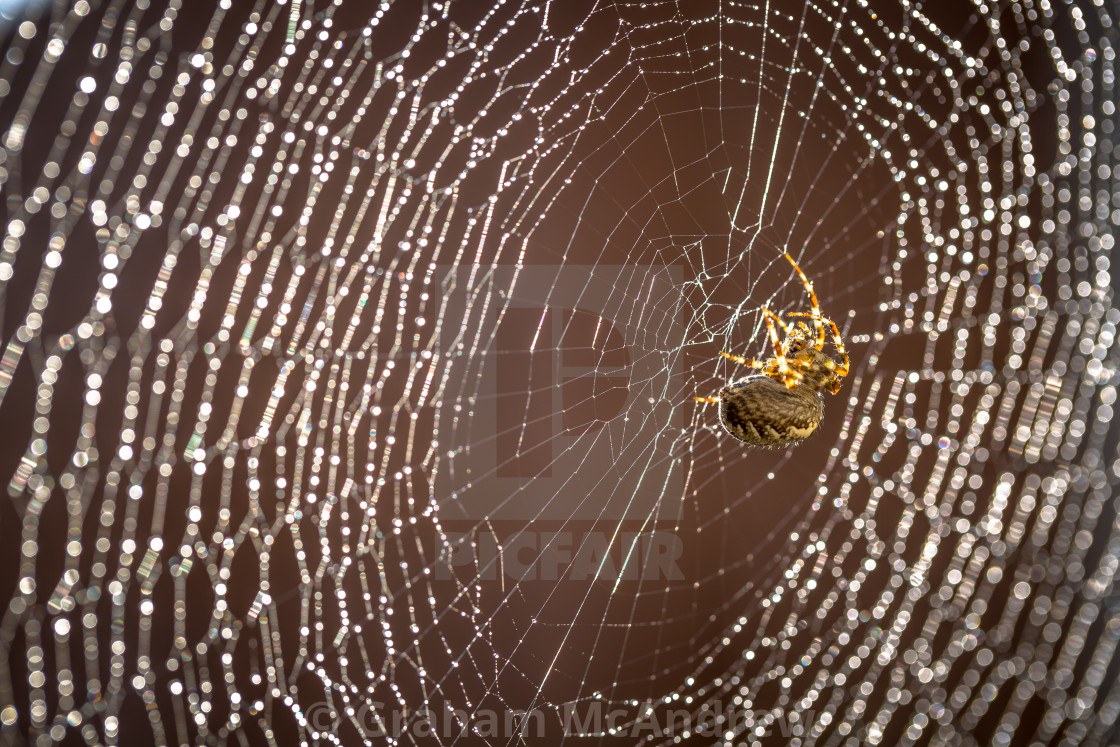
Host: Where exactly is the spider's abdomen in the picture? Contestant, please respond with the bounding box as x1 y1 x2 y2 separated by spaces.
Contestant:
718 375 824 446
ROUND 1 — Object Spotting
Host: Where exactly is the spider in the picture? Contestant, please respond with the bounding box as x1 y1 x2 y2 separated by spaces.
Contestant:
695 251 850 446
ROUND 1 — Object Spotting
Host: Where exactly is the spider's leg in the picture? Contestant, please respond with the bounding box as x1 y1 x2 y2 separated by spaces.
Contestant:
760 308 791 359
719 351 767 369
759 311 802 388
782 252 827 350
694 396 720 403
817 315 850 374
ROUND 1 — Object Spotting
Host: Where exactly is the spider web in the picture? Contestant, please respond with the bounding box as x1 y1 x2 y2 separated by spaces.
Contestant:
0 0 1117 745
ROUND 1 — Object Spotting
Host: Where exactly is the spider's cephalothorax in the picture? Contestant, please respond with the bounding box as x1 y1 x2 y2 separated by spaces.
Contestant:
784 339 846 393
696 252 850 447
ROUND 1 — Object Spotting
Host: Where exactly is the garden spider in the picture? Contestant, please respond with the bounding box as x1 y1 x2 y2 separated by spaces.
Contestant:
695 251 850 446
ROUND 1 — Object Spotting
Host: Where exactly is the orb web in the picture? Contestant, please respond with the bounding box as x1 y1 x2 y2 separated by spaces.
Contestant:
0 0 1116 745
